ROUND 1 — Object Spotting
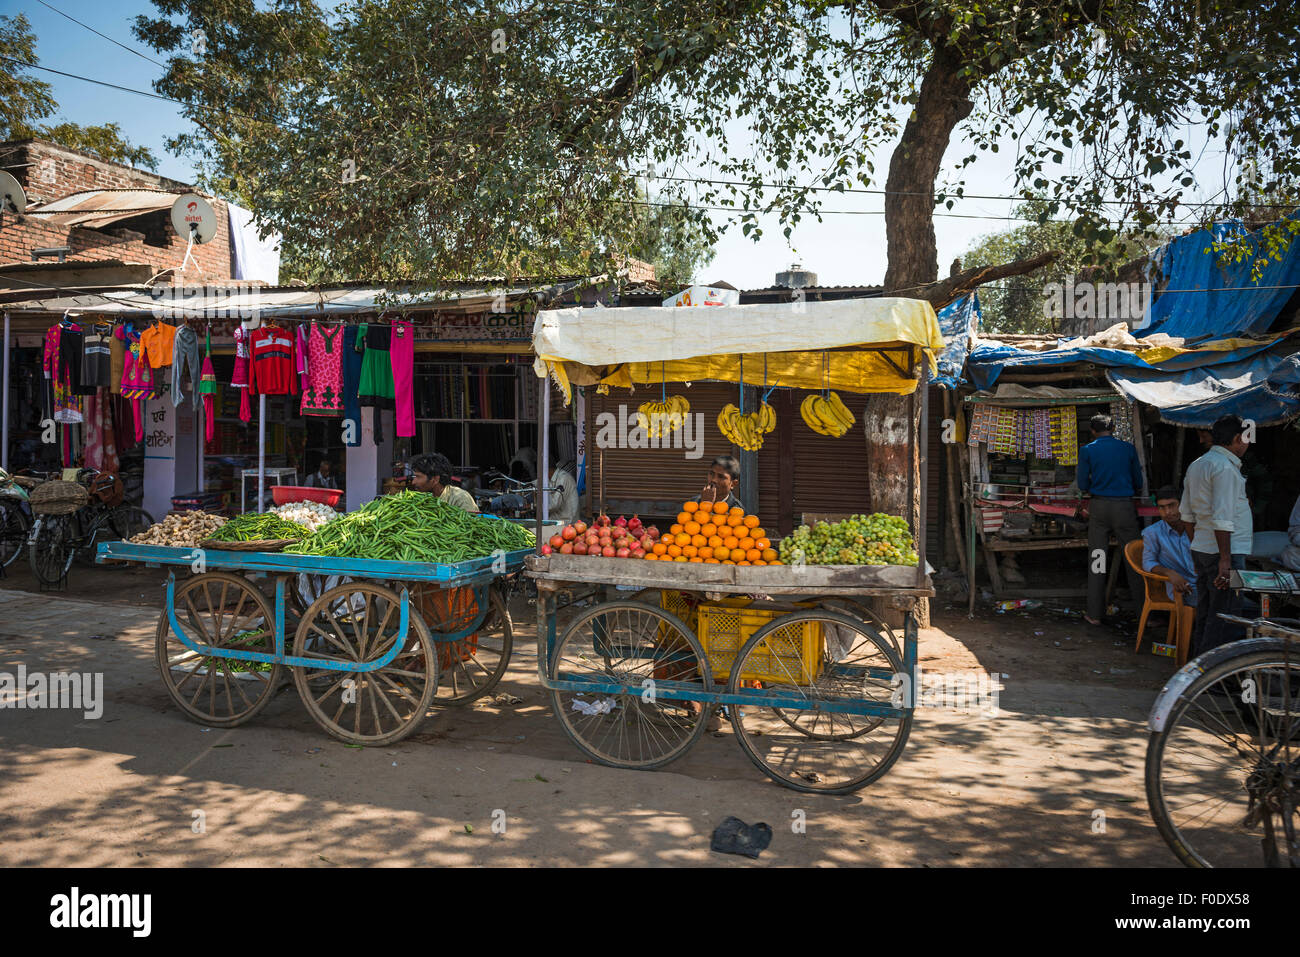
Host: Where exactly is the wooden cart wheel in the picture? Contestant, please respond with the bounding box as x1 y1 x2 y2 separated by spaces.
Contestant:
548 600 714 771
292 582 437 745
727 609 912 794
423 585 514 707
155 571 285 727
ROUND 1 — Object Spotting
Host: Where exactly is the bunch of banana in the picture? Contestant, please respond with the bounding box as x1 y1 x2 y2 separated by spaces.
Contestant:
718 402 776 451
636 395 690 438
800 391 855 437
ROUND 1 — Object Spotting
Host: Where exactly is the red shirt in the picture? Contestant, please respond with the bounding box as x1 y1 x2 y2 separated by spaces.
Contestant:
247 326 298 396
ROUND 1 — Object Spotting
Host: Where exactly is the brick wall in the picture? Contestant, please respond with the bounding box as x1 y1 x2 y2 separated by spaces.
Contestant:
0 139 234 281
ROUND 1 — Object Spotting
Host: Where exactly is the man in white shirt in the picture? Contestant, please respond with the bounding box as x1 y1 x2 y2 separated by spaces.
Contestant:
546 460 579 525
1180 414 1252 656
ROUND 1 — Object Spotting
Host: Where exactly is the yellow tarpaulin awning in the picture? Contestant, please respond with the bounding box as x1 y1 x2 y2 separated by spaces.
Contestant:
532 297 945 404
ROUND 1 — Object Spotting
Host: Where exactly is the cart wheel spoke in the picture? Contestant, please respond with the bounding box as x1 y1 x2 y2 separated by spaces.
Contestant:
549 600 712 771
156 572 283 728
428 587 514 706
729 609 911 794
293 583 437 746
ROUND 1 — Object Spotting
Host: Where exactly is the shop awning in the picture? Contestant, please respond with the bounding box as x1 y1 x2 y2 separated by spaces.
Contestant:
24 189 180 228
531 297 945 402
1112 350 1300 427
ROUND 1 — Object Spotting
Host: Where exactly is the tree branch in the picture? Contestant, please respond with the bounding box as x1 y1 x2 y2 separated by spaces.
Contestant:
890 249 1063 307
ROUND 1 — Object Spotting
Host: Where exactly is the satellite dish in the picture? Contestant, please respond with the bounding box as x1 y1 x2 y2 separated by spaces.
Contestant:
170 193 217 244
0 171 27 215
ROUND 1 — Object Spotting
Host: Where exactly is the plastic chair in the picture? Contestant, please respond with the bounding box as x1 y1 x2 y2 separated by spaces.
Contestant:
1124 539 1194 666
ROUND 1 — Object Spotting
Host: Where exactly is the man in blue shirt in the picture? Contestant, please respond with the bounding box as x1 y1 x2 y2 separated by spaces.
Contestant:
1142 486 1197 607
1077 412 1144 624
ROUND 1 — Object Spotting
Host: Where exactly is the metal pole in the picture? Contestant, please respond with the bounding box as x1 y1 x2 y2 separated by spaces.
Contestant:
540 376 551 521
917 358 929 589
257 393 266 513
1 311 9 472
534 373 545 551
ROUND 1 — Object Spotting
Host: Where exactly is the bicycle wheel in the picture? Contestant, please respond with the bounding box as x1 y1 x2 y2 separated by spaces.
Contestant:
155 572 285 727
548 600 714 770
728 609 911 793
1146 649 1300 867
28 514 75 585
0 504 31 569
292 583 437 745
109 505 153 541
430 586 514 706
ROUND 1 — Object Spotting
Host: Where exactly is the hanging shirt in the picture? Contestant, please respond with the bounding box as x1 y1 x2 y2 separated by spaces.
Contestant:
141 321 178 369
247 325 299 396
45 323 84 423
81 328 113 389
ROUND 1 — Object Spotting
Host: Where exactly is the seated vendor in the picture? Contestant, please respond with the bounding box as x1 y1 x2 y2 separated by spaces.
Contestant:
1142 485 1198 607
409 452 479 513
698 455 743 509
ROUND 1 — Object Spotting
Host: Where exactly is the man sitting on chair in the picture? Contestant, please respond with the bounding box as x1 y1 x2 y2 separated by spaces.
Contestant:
1142 485 1198 608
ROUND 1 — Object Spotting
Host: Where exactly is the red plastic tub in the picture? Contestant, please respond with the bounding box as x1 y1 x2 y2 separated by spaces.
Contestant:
271 485 343 507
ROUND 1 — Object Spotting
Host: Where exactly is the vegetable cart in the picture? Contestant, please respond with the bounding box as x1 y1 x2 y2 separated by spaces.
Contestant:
95 540 540 744
525 296 944 793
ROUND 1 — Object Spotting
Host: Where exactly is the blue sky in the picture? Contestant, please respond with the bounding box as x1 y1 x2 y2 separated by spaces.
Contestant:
13 0 1232 290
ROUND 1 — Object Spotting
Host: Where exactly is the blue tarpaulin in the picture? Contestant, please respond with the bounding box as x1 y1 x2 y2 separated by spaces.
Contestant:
965 336 1286 391
1155 353 1300 427
1139 215 1300 339
933 292 980 389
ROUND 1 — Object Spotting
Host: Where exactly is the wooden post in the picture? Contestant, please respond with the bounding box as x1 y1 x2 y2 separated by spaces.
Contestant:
943 390 968 579
777 389 795 535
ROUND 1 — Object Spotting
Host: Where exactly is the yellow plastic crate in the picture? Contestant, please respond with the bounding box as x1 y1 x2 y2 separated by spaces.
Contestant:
696 601 824 684
659 589 699 635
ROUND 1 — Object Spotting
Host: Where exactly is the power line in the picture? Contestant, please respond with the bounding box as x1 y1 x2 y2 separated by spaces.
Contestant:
33 0 167 69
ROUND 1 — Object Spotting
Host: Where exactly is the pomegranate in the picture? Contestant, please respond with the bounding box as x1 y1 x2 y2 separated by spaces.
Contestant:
639 535 654 550
602 545 616 557
627 514 643 534
560 542 574 554
614 515 628 528
596 513 611 528
549 534 564 549
561 525 577 541
540 544 553 555
630 546 645 558
573 520 588 535
616 547 631 558
573 541 588 555
646 526 661 540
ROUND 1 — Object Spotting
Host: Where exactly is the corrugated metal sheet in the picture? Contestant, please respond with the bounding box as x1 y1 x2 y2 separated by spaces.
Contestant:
25 189 180 227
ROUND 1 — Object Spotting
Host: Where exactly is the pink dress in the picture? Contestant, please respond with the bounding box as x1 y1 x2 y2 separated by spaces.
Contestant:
116 325 153 441
300 322 345 417
233 323 252 422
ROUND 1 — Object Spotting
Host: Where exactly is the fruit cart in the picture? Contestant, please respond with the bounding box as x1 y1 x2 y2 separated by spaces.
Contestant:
526 296 944 793
95 538 542 744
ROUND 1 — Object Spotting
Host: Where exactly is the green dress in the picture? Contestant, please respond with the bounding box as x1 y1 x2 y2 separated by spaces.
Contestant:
356 322 396 405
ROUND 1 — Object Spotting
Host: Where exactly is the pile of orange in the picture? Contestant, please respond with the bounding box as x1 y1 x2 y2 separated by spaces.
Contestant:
644 500 782 565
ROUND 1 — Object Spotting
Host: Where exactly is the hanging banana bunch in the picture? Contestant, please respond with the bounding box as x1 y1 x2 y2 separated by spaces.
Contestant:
800 391 855 437
718 401 776 451
636 394 690 438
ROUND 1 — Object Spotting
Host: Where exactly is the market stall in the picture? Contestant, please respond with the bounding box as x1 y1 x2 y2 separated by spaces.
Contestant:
960 385 1151 608
525 296 945 794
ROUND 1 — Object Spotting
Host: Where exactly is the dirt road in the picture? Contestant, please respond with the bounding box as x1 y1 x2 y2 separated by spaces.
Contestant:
0 565 1180 866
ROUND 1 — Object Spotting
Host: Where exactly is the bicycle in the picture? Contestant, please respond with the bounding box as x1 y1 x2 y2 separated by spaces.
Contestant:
0 469 35 571
1145 614 1299 867
27 468 154 586
471 470 561 520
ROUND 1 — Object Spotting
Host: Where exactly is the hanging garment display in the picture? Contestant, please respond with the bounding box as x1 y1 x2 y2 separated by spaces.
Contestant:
44 320 84 424
297 323 311 394
141 320 177 370
342 325 362 447
116 324 153 442
199 330 218 443
391 319 415 437
109 325 125 396
61 327 95 396
300 321 345 417
171 324 201 407
357 322 396 442
232 320 253 423
248 323 299 396
81 324 113 389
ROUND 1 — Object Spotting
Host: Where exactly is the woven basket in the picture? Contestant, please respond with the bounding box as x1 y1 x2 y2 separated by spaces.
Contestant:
29 480 89 516
198 537 299 553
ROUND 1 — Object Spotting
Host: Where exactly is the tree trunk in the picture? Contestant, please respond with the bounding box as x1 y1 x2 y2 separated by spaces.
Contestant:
870 53 975 630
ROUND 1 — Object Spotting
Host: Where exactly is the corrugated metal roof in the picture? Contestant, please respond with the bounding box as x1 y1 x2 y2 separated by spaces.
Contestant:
24 189 180 227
